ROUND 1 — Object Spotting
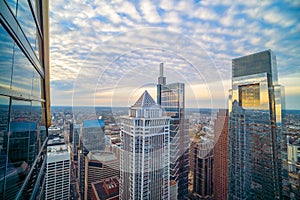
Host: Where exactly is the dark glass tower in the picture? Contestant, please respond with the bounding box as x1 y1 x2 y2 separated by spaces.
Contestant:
228 50 285 199
157 63 189 199
0 0 50 199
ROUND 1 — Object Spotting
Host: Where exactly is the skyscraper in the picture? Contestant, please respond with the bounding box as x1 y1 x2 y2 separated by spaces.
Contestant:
45 143 71 200
0 0 50 199
228 50 285 199
191 136 214 200
120 91 170 199
213 109 228 200
157 63 189 199
82 118 106 151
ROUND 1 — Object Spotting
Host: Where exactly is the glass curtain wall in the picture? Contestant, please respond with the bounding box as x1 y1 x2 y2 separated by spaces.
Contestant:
0 0 50 199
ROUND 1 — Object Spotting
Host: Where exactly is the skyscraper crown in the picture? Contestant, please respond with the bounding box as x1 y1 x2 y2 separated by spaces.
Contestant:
133 90 156 107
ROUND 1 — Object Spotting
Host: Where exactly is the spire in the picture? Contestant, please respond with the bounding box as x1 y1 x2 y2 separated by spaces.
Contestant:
133 90 156 107
160 63 164 77
158 63 166 85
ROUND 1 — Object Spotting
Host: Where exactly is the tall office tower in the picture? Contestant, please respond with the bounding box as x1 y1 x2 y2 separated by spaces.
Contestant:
77 137 87 200
213 109 228 200
83 118 106 151
0 0 50 199
84 151 119 200
157 63 190 199
69 122 74 143
45 144 71 200
191 137 214 199
228 50 285 199
120 91 170 200
72 124 81 160
70 124 80 199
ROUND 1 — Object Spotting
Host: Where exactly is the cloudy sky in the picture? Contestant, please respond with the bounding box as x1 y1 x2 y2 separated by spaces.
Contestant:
49 0 300 109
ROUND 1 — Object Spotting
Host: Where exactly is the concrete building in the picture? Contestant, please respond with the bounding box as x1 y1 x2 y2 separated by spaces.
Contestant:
287 137 300 199
45 144 71 200
120 90 171 199
91 177 119 200
84 151 119 200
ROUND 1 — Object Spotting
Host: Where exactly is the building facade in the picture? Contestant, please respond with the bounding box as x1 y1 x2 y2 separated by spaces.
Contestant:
120 91 170 200
228 50 285 199
84 151 119 200
213 109 228 200
0 0 50 199
83 118 106 151
191 137 214 200
287 137 300 199
45 144 71 200
157 63 190 199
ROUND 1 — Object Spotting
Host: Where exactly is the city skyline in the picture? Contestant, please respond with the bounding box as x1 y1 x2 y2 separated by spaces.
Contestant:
49 0 300 109
1 1 300 199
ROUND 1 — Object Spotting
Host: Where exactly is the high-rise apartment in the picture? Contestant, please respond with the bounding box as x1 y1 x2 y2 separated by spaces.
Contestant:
120 91 170 199
45 143 71 200
228 50 285 199
157 63 189 199
0 0 50 199
213 109 228 200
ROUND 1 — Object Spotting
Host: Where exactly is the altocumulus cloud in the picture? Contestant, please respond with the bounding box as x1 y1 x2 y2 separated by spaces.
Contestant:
50 0 300 109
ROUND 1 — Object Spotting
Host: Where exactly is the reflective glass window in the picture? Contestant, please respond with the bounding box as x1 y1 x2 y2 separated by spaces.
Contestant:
0 96 10 198
0 24 14 89
239 84 260 107
31 101 46 147
32 69 41 98
17 0 39 58
2 100 35 199
11 45 34 95
6 0 18 16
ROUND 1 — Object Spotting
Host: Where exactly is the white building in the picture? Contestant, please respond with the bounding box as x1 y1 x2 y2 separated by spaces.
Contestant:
120 90 170 200
45 144 71 200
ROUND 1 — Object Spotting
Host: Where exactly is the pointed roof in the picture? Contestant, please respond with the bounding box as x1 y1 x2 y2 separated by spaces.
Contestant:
133 90 156 107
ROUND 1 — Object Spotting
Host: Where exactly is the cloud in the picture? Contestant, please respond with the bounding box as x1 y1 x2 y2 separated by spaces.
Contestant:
49 0 300 109
139 0 161 23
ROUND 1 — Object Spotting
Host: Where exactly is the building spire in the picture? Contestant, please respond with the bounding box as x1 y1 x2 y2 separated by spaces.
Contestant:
158 63 166 85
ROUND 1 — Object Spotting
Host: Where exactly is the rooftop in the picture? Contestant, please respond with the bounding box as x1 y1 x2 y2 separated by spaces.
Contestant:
87 151 117 162
133 90 156 107
92 177 119 200
83 118 105 128
47 144 70 156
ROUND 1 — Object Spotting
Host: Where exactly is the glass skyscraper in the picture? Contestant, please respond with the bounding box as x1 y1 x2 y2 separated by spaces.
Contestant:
0 0 50 199
228 50 285 199
157 63 189 199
